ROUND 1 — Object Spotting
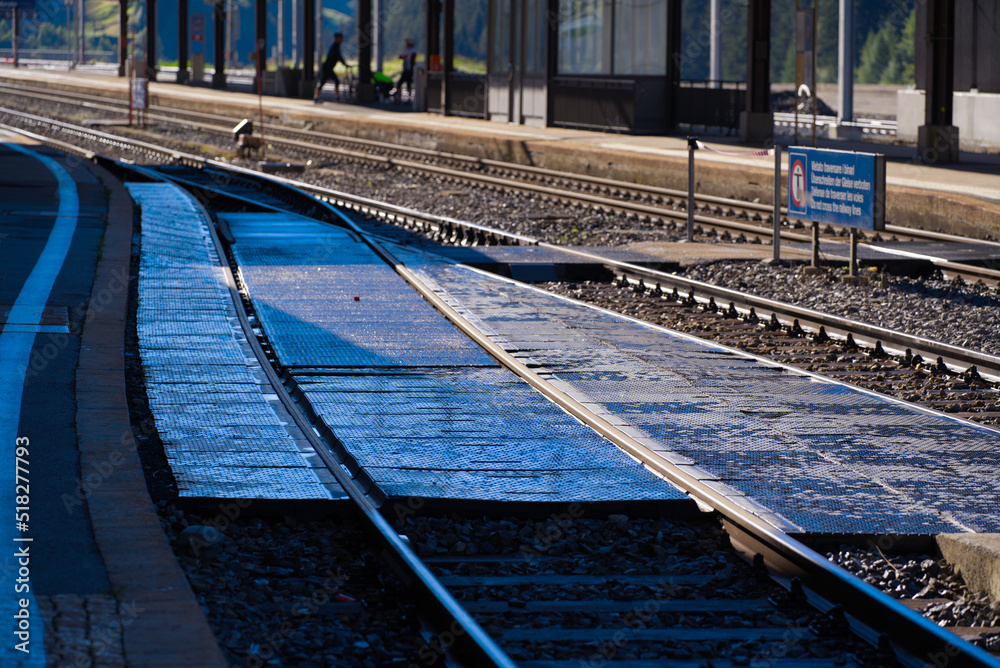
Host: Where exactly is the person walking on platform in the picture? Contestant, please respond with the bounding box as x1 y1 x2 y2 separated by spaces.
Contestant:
395 38 417 102
315 33 347 103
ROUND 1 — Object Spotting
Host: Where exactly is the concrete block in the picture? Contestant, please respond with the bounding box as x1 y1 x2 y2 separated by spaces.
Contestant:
918 124 960 163
830 124 862 141
895 88 923 142
936 533 1000 603
739 111 773 143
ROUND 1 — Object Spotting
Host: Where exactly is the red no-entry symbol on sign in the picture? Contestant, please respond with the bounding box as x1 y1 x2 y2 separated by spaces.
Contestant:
790 159 806 209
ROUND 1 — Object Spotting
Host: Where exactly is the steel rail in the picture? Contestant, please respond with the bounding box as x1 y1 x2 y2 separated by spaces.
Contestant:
6 114 999 379
335 223 998 668
107 157 516 668
4 81 999 254
102 146 999 664
195 157 1000 381
543 245 1000 377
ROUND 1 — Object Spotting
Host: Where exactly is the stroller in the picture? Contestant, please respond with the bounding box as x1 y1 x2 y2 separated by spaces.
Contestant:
372 71 394 100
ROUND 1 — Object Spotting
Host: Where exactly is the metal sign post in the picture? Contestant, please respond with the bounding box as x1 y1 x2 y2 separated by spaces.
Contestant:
64 0 74 67
772 144 782 263
686 137 697 242
12 6 19 67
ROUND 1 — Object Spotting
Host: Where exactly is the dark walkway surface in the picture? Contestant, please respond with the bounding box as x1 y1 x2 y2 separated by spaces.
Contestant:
0 134 225 666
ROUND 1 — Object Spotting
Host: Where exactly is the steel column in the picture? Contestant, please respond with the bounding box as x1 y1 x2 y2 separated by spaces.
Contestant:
303 0 314 83
78 0 85 63
11 9 18 68
178 0 189 83
425 0 439 65
118 0 127 75
740 0 771 142
837 0 853 124
147 0 157 80
254 0 266 91
917 0 958 162
212 0 226 88
709 0 721 85
358 0 373 100
441 0 453 114
665 0 681 132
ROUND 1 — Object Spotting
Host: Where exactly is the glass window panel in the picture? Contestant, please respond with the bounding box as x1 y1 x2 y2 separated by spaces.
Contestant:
558 0 609 74
613 0 666 75
523 0 548 74
456 0 489 72
491 0 511 71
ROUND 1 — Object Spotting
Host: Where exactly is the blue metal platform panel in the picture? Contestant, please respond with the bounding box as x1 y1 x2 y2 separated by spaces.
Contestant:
428 246 677 281
223 213 688 503
397 248 1000 534
130 185 342 500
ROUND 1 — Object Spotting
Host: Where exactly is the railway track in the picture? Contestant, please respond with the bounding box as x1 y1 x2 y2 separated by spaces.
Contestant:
5 111 997 380
3 80 1000 270
107 154 997 664
6 112 1000 663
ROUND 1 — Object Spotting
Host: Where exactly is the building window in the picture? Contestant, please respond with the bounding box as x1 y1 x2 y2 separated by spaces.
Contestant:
558 0 610 74
557 0 667 76
614 0 666 74
524 0 548 75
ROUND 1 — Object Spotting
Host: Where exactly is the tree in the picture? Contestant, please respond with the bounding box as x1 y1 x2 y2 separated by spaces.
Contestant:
856 26 891 83
854 6 914 85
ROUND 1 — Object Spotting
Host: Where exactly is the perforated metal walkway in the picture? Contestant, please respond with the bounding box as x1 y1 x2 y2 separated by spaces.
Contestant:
223 212 688 503
398 247 1000 534
131 185 343 500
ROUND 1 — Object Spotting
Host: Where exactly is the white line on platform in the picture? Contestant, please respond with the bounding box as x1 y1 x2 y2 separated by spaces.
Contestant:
0 142 79 666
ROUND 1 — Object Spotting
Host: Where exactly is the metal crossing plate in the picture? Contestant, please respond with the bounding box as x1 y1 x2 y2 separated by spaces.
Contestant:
404 255 1000 534
130 183 336 501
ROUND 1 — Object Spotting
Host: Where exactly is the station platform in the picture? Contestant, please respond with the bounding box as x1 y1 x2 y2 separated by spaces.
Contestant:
0 134 225 666
3 66 1000 239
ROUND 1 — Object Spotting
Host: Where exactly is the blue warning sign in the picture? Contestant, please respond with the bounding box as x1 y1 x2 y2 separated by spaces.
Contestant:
787 147 885 230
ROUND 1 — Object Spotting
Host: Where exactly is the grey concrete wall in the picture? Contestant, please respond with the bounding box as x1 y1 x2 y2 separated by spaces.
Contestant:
897 88 1000 151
